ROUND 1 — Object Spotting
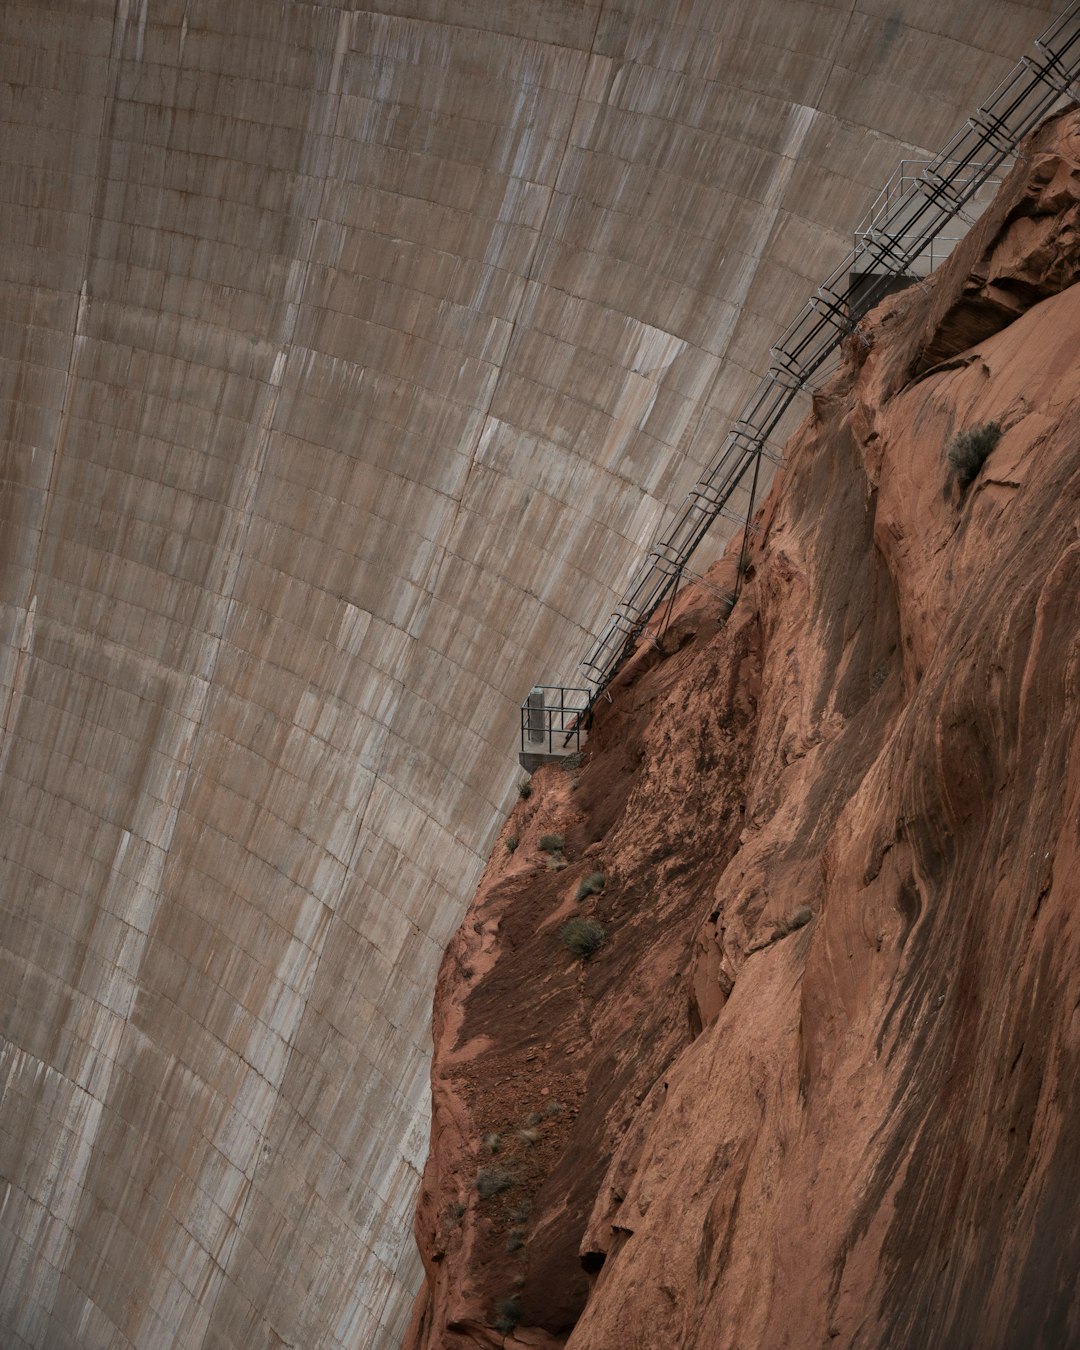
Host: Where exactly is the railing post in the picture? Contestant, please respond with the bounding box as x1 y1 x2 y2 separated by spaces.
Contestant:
527 687 546 746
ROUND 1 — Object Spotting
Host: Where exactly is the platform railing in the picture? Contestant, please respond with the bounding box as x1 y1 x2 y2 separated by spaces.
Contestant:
565 0 1080 705
520 686 591 758
854 159 1007 276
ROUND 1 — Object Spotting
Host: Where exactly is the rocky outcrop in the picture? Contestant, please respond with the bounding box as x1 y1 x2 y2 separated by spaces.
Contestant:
408 110 1080 1349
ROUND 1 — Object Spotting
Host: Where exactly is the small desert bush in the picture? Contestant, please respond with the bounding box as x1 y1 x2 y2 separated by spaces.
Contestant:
560 916 606 959
494 1296 522 1333
506 1227 526 1252
785 905 813 933
542 1100 563 1118
475 1168 513 1199
482 1132 501 1154
748 905 816 954
575 871 605 901
517 1127 541 1147
517 781 532 799
538 833 564 852
947 421 1001 487
523 1111 543 1127
772 906 813 941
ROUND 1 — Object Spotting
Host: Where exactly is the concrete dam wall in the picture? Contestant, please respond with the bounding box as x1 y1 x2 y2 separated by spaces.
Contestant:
0 2 1060 1346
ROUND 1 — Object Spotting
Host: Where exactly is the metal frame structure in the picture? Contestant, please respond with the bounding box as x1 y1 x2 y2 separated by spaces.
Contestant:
854 158 1007 278
519 685 591 759
563 1 1080 708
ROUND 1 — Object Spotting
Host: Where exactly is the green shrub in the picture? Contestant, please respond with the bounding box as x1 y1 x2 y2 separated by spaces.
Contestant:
494 1296 521 1333
523 1111 543 1127
542 1100 563 1118
752 905 815 950
538 833 563 852
786 905 813 932
947 421 1001 487
560 917 606 959
506 1227 526 1252
575 871 605 901
505 834 519 853
517 781 532 799
475 1168 513 1199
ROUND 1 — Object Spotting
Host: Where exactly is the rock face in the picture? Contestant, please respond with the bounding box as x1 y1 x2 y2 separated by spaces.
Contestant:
409 111 1080 1349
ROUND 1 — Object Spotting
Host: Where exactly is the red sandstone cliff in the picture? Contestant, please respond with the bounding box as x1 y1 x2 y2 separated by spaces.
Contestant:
407 110 1080 1349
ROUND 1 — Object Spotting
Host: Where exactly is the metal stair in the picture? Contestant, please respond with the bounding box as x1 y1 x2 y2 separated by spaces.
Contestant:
562 1 1080 710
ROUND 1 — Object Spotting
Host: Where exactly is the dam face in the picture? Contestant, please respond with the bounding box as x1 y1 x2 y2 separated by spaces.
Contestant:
0 2 1058 1345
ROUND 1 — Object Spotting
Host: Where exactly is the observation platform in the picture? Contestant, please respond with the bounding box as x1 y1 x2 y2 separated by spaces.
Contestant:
519 686 591 772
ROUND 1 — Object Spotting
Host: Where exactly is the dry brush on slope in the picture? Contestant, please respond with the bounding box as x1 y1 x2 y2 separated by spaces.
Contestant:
407 110 1080 1350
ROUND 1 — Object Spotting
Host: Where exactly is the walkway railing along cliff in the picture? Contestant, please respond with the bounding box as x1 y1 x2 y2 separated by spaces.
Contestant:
522 2 1080 750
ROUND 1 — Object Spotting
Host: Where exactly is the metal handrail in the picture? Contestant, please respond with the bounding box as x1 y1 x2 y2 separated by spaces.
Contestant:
853 158 1008 276
520 686 591 756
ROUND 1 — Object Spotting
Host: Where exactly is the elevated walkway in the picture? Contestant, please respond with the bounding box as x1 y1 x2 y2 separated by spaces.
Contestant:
522 0 1080 754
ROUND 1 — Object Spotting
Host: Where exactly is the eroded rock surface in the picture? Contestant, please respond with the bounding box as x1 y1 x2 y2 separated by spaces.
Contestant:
408 111 1080 1350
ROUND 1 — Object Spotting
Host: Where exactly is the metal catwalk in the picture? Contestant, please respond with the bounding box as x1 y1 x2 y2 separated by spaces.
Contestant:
566 0 1080 708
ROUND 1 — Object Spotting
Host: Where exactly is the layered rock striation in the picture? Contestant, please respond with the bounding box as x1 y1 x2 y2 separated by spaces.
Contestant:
409 110 1080 1349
